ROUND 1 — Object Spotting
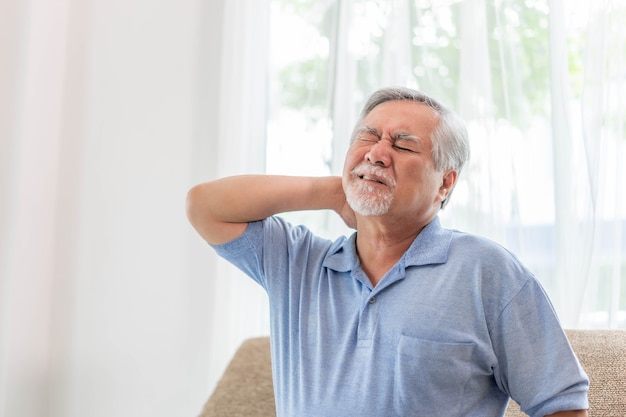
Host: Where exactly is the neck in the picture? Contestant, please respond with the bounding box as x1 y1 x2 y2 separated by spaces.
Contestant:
354 215 433 286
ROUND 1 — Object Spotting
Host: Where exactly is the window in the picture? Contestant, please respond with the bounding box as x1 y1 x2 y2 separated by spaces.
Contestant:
266 0 626 327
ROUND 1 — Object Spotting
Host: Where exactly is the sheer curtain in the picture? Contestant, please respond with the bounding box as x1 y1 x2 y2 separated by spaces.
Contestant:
206 0 271 399
456 0 622 329
576 0 626 328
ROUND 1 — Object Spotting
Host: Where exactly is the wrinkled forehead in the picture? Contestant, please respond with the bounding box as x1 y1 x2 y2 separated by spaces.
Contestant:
354 100 440 139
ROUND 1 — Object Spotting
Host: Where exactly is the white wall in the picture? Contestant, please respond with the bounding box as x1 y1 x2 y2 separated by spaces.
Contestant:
0 0 226 416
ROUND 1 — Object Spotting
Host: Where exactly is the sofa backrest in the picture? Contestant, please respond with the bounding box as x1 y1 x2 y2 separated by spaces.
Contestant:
200 330 626 417
200 337 276 417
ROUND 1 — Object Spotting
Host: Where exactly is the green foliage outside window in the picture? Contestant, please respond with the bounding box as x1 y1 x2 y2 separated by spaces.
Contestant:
271 0 578 129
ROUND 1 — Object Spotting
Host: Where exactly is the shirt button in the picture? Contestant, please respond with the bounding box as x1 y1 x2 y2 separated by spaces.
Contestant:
369 296 376 304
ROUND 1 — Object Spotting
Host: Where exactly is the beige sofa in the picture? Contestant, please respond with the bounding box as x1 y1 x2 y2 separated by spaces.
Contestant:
199 330 626 417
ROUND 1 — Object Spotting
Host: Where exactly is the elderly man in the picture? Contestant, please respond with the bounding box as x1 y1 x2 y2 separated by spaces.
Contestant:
186 87 589 417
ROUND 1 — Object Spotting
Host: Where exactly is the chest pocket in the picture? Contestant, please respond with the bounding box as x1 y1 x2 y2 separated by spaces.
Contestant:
393 335 476 417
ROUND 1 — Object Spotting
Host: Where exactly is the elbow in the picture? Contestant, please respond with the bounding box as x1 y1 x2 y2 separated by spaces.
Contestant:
185 181 245 245
185 184 206 228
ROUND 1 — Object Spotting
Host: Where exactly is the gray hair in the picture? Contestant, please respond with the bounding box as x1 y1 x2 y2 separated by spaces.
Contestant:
355 86 470 208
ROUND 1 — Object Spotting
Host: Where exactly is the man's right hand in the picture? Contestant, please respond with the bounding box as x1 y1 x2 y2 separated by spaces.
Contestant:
336 198 357 230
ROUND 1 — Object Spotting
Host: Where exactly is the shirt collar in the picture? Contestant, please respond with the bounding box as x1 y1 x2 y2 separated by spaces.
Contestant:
323 216 452 272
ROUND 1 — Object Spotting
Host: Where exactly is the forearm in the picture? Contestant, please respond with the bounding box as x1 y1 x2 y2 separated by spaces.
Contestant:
186 175 344 244
192 175 343 222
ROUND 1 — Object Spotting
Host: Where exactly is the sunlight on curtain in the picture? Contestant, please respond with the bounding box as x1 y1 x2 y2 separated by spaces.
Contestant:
266 0 626 328
576 0 626 328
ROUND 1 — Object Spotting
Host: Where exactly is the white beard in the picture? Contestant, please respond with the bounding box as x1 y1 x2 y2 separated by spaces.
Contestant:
344 166 395 216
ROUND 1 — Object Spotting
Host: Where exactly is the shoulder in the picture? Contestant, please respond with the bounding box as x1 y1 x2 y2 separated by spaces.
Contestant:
448 230 529 274
445 230 539 314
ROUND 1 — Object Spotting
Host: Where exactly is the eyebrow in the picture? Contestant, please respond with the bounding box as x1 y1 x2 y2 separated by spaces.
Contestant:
355 126 380 137
392 131 421 143
354 125 424 145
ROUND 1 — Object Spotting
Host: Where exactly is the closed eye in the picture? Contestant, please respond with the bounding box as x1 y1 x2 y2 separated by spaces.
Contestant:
355 127 380 143
358 135 378 143
393 144 417 153
393 134 421 153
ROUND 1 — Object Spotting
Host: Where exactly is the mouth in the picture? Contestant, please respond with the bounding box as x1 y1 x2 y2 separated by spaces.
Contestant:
358 174 386 185
350 164 396 189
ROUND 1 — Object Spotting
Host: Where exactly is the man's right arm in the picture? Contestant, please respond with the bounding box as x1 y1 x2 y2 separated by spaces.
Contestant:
186 175 352 245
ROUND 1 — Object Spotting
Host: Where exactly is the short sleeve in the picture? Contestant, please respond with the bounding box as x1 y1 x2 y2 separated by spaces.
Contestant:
210 219 268 288
490 279 589 416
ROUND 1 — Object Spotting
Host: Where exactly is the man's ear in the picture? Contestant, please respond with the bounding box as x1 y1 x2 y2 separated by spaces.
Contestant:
438 169 458 207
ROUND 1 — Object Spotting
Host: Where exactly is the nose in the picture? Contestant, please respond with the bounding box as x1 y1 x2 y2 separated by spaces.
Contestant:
365 139 392 166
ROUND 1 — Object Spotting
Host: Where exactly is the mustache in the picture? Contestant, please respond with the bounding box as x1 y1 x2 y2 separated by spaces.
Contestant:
350 164 396 187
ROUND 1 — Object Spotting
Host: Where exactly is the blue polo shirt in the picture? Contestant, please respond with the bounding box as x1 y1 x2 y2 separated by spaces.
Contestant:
212 216 588 417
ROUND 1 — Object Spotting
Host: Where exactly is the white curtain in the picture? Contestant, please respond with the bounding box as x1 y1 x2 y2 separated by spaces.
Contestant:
207 0 271 401
576 0 626 328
